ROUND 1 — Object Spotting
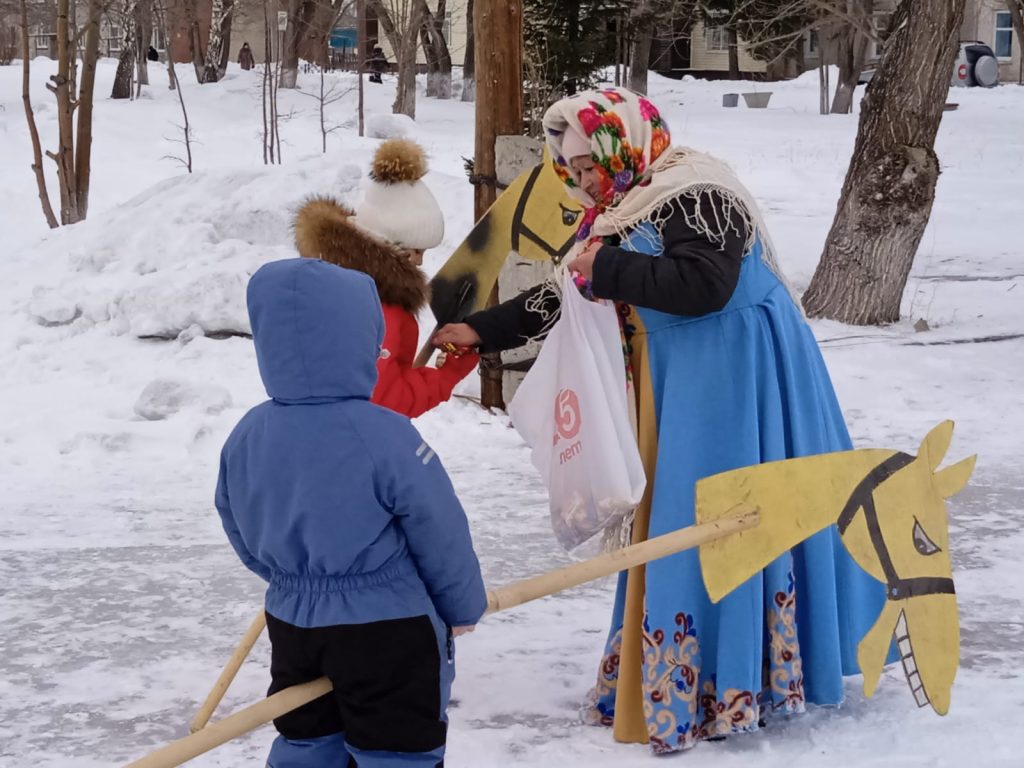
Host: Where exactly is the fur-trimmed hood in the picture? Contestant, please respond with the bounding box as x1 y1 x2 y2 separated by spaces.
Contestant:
293 197 428 314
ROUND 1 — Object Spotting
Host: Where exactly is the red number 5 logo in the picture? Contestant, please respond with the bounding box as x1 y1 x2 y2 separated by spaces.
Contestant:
554 388 582 442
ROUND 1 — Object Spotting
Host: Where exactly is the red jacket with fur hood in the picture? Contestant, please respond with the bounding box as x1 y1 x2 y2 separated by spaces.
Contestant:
294 197 478 418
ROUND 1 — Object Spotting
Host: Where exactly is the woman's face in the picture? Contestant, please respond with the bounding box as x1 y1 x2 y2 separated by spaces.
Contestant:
569 155 606 203
406 248 425 266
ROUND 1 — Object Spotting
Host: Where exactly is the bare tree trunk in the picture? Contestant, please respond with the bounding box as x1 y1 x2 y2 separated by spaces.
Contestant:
20 0 59 229
76 0 101 219
262 0 280 162
48 0 80 223
279 0 301 88
1007 1 1024 84
418 0 450 99
168 56 193 172
218 0 235 79
184 0 206 81
112 0 139 99
371 0 425 117
627 4 653 95
155 5 176 90
831 1 873 114
462 0 475 101
803 0 967 325
727 27 739 80
202 0 234 82
818 60 830 114
137 0 152 87
394 29 419 116
419 4 439 96
614 15 622 86
358 0 366 135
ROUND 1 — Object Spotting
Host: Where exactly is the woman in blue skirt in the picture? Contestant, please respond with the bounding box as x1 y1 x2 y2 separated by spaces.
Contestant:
434 87 887 754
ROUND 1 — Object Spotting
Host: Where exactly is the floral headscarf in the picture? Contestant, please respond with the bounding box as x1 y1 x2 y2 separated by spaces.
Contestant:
543 87 672 241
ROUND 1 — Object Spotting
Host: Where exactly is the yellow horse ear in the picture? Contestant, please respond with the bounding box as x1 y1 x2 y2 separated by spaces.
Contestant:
933 455 977 500
918 421 955 471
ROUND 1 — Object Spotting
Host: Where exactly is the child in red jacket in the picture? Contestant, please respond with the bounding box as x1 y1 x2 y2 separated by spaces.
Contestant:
294 139 478 418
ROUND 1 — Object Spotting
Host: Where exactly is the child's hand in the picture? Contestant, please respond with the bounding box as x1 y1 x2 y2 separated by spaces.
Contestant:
452 625 476 637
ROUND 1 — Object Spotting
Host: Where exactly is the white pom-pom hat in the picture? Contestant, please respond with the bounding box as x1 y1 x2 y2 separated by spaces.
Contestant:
354 139 445 251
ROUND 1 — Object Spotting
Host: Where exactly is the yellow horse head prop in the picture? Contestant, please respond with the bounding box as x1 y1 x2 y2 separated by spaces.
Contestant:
696 421 975 715
427 147 582 326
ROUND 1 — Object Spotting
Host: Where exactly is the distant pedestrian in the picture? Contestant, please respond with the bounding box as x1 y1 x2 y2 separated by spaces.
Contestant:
368 46 387 84
238 42 255 71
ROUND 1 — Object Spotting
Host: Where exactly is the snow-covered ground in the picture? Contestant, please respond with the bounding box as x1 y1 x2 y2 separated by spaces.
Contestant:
0 59 1022 767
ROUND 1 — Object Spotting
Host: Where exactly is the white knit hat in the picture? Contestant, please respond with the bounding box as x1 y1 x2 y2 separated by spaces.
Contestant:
354 139 445 250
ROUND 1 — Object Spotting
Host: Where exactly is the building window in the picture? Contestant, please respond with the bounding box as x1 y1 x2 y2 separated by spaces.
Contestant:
871 11 891 59
995 11 1013 59
806 30 818 55
705 25 728 53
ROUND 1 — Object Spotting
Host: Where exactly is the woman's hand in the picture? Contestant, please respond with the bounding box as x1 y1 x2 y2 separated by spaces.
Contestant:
567 239 603 282
433 323 481 349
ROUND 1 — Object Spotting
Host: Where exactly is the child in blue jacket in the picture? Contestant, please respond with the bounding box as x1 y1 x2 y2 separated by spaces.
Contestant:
216 258 487 768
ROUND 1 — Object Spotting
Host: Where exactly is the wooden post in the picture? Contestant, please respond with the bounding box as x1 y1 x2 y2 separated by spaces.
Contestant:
357 0 365 137
474 0 522 410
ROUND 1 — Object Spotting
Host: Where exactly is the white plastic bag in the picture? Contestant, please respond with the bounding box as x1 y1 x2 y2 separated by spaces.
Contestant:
508 272 647 551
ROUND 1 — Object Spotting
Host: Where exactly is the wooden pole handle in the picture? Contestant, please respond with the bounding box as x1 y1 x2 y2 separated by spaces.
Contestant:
126 678 332 768
484 507 760 614
126 507 758 767
189 611 267 733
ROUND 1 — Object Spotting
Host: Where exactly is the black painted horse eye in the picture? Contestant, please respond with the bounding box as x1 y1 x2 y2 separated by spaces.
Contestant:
559 204 580 226
912 518 941 556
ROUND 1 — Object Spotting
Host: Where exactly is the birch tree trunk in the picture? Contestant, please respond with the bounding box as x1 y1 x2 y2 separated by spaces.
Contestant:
802 0 967 325
217 0 234 79
202 0 234 83
137 0 152 87
111 0 139 99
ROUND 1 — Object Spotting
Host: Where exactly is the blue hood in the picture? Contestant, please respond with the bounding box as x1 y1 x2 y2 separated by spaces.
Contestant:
247 258 384 402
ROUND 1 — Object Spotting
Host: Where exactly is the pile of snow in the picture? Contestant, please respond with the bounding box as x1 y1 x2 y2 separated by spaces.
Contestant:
14 165 358 340
366 111 419 139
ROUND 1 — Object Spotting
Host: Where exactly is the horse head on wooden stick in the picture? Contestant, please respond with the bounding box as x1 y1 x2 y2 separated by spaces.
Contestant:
697 421 975 715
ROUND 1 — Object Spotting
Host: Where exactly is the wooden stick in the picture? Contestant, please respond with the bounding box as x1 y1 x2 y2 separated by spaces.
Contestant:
128 507 758 768
484 507 759 613
189 611 268 733
125 678 333 768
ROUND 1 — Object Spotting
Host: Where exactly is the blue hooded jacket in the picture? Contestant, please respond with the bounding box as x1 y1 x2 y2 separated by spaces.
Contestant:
216 258 487 629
